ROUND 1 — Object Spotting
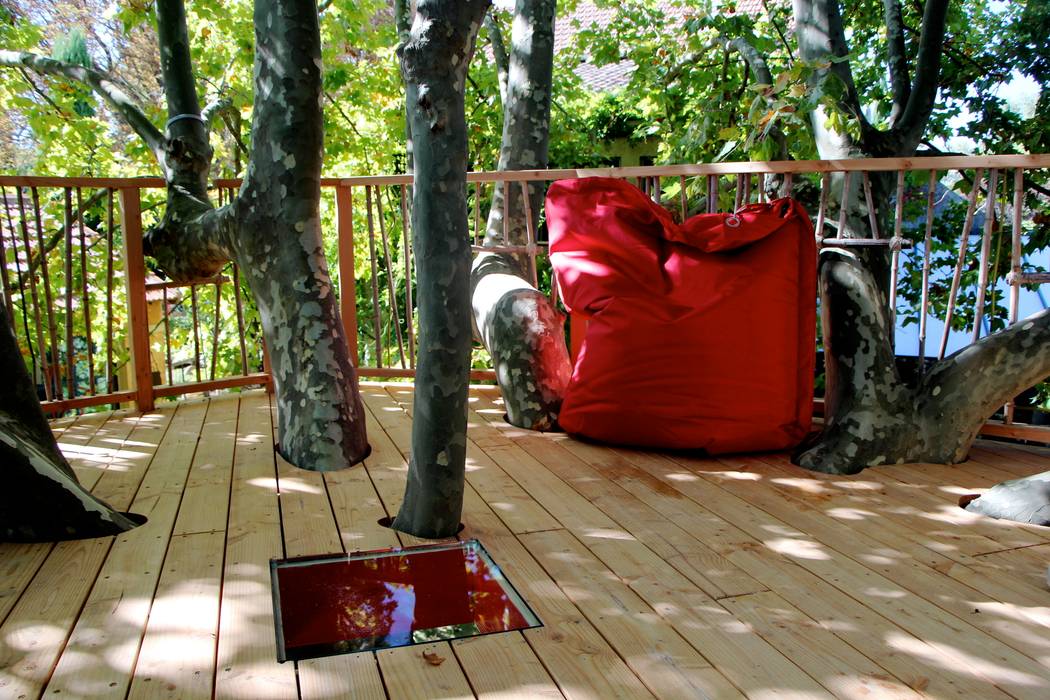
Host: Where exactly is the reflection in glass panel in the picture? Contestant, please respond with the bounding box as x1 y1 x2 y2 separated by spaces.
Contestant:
270 539 541 661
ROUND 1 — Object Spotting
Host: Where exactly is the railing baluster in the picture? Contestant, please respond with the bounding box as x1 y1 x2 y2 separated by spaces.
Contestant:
119 187 154 411
210 278 222 381
986 174 1008 335
707 174 717 214
972 168 999 342
519 181 539 288
16 187 50 401
939 168 982 359
233 264 248 376
163 287 173 385
63 188 75 399
105 189 115 394
376 186 407 369
335 183 359 366
502 179 511 245
0 186 17 326
31 187 62 399
1005 168 1025 423
888 170 905 337
473 182 482 245
917 170 938 370
861 171 880 239
836 171 852 237
191 283 202 383
9 189 37 379
76 188 95 395
365 186 383 367
679 175 687 220
814 173 829 246
400 183 415 368
1008 168 1024 325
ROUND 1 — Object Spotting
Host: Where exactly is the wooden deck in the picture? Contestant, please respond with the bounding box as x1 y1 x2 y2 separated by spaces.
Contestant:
2 383 1050 699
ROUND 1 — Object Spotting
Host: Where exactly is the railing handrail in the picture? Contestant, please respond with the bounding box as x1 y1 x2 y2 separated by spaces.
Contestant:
4 153 1049 190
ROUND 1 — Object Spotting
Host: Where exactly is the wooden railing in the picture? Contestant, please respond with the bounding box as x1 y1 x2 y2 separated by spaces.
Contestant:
1 153 1048 444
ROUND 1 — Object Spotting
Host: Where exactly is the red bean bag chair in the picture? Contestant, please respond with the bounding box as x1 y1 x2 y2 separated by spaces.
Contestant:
547 177 816 453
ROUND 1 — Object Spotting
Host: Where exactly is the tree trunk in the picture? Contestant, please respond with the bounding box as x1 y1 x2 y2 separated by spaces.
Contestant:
144 0 371 471
391 0 490 538
0 303 140 542
786 0 1050 473
796 251 1050 474
231 0 370 471
471 0 571 432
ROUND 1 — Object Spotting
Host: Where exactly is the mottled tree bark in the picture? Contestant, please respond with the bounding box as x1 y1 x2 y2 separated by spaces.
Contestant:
471 0 571 432
786 0 1050 474
0 303 140 542
796 251 1050 473
234 0 370 471
391 0 490 538
6 0 371 471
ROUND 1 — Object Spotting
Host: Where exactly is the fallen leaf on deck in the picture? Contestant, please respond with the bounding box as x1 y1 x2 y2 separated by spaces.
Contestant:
422 651 445 666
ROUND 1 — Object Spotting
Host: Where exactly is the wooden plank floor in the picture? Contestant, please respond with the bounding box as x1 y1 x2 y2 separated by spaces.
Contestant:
1 383 1049 699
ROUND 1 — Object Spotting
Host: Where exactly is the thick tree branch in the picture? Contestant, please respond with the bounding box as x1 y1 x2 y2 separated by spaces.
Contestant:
472 0 568 433
883 0 911 125
795 249 910 473
920 308 1050 462
0 50 165 162
902 21 1006 81
728 36 773 84
893 0 949 150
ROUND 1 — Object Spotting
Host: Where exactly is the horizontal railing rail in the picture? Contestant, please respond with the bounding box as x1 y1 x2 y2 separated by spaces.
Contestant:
1 153 1047 445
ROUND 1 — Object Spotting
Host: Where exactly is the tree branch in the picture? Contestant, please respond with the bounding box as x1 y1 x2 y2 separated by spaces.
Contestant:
16 67 69 119
726 36 789 160
0 50 165 162
883 0 910 126
762 0 795 62
893 0 950 151
484 11 509 104
920 308 1050 461
728 36 773 84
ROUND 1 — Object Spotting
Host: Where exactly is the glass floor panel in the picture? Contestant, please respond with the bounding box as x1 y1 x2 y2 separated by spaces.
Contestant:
270 538 542 661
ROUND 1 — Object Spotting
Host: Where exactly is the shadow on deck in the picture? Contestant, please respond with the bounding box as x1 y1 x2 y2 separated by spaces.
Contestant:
2 383 1050 699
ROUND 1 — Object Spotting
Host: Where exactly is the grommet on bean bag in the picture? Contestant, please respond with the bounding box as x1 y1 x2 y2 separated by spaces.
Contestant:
547 177 816 453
